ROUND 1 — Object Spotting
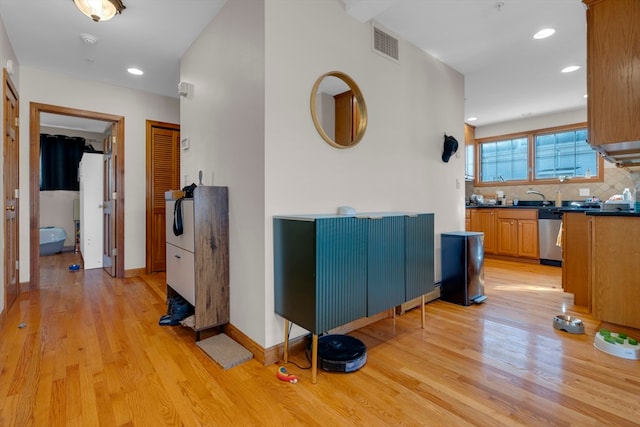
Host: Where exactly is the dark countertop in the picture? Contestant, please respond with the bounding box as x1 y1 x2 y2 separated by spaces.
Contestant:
467 202 640 216
585 210 640 217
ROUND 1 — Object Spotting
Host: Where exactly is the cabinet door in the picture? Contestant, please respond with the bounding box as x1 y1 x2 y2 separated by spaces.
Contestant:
562 212 589 306
470 209 496 252
591 216 640 329
316 218 368 332
517 219 539 258
166 243 195 305
368 216 405 315
165 199 195 252
479 210 496 253
465 209 471 231
585 0 640 147
496 218 517 256
405 214 435 300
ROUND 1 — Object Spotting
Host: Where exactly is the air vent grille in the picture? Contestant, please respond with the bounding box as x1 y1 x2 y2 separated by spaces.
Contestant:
373 26 399 62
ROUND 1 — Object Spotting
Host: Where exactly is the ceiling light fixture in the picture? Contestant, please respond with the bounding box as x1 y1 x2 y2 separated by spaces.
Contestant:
533 28 555 39
73 0 126 22
467 117 478 122
127 67 143 76
561 65 581 73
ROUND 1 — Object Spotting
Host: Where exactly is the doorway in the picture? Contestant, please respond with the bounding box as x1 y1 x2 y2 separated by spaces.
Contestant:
29 103 125 289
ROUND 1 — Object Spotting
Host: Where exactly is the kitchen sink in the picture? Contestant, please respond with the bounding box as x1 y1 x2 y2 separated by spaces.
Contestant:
516 200 553 207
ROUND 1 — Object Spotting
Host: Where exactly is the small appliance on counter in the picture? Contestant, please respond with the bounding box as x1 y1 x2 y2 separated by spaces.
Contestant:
602 200 634 211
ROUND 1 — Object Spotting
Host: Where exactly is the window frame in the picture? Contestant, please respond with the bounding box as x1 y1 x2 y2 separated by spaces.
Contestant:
472 122 603 187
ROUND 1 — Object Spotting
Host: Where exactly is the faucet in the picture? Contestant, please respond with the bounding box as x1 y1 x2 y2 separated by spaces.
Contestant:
527 190 549 205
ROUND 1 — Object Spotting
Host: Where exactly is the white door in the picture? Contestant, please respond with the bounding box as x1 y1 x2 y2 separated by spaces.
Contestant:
79 153 104 269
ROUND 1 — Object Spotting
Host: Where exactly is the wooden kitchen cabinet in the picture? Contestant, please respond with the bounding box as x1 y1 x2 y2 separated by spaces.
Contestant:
496 209 538 259
562 212 590 308
469 208 496 254
590 215 640 329
465 209 471 231
584 0 640 163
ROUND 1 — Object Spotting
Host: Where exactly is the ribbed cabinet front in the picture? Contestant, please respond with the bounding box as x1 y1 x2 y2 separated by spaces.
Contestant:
273 213 434 335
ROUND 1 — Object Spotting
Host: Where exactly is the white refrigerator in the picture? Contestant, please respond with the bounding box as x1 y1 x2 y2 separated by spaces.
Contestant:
79 153 104 269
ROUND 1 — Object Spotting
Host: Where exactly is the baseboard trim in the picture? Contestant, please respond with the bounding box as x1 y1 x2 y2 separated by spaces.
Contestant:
124 267 146 278
485 254 540 264
225 310 397 366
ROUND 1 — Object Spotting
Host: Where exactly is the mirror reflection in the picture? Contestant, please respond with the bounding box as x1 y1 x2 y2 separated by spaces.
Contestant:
310 72 367 148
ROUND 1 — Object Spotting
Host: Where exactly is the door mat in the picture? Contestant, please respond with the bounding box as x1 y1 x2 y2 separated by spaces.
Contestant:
196 333 253 370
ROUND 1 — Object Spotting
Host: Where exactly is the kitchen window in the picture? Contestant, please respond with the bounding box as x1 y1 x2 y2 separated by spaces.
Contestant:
534 128 594 179
474 123 601 186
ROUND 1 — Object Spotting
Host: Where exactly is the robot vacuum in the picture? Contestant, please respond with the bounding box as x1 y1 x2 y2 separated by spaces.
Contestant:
317 334 367 373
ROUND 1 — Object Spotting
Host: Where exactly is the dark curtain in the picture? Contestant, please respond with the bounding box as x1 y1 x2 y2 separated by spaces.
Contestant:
40 134 86 191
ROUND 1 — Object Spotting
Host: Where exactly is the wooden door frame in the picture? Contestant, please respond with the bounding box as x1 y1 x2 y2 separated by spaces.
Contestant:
29 102 125 289
145 120 180 273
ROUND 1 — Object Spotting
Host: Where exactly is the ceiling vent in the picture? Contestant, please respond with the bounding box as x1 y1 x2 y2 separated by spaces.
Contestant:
372 24 399 62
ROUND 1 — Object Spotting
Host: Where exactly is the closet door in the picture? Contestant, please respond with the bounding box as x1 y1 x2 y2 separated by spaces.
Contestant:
146 121 180 273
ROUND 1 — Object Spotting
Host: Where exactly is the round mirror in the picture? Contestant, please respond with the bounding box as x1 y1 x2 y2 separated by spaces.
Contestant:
310 71 367 148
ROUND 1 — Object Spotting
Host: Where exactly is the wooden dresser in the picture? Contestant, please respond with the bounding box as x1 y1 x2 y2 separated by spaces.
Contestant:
165 186 229 339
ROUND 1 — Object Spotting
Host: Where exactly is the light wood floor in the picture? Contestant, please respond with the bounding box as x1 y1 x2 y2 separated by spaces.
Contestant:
1 253 639 426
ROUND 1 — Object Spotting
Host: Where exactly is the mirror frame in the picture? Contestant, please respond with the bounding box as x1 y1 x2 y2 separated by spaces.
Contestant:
310 71 368 149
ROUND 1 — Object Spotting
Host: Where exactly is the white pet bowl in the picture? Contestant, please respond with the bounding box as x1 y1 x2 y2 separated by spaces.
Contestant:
553 314 585 334
594 329 640 360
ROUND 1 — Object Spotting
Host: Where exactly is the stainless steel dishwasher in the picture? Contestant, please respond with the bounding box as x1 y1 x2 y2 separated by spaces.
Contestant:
538 209 562 266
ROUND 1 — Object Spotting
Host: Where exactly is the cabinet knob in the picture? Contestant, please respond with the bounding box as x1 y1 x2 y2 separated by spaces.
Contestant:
174 254 181 259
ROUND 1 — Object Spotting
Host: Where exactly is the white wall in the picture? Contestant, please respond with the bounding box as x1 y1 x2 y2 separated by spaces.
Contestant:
263 0 464 347
181 0 267 346
18 67 180 281
0 17 19 315
475 108 586 139
181 0 465 349
39 191 77 248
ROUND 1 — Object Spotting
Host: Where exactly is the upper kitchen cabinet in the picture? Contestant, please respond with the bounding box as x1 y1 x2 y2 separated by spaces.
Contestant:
584 0 640 165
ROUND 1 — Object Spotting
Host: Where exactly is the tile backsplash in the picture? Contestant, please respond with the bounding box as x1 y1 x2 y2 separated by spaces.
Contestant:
465 167 636 204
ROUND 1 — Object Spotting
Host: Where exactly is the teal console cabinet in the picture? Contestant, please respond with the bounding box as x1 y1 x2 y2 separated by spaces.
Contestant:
273 212 434 383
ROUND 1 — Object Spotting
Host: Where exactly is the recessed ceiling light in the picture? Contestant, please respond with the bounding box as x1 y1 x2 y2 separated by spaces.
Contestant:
533 28 555 39
128 67 143 76
561 65 580 73
467 117 478 122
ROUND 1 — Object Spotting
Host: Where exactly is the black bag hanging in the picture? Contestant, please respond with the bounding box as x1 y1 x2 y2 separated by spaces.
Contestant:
173 198 184 236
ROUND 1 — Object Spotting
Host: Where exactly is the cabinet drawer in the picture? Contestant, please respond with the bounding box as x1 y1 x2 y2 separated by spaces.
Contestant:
166 199 195 252
496 208 537 220
166 243 195 305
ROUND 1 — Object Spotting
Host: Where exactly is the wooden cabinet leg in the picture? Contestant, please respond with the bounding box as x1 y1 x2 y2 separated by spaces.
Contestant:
283 319 289 363
311 333 318 384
